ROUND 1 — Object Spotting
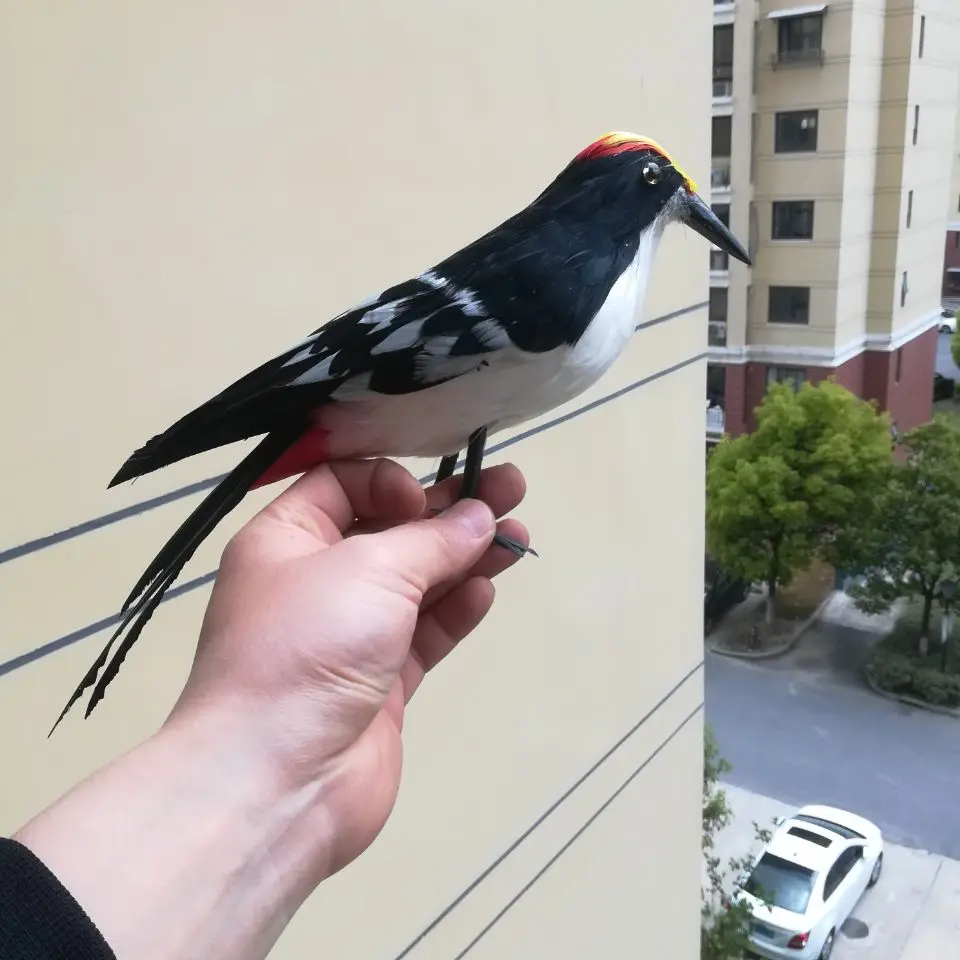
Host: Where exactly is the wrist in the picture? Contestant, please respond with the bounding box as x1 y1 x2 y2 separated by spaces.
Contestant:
16 699 337 960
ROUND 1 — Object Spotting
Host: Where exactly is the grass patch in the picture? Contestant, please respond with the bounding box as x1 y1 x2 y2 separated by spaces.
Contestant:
778 557 835 620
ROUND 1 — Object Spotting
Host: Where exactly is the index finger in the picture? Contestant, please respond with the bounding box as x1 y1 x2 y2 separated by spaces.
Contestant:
255 458 426 546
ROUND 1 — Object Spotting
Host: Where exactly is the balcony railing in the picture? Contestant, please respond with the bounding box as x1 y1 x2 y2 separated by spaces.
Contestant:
711 157 731 189
710 249 730 273
706 405 725 435
772 47 824 67
708 321 727 346
712 78 732 98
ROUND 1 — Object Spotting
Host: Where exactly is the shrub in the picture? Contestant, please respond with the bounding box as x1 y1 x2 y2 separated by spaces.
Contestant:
933 373 955 403
868 647 960 707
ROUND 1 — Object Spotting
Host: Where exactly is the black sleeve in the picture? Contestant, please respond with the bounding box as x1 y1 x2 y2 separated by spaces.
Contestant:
0 837 116 960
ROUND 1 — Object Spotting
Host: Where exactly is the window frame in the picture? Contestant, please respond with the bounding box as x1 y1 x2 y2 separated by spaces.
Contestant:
768 285 811 325
774 110 819 153
771 200 815 240
919 15 926 58
906 189 913 228
777 14 824 59
766 365 807 392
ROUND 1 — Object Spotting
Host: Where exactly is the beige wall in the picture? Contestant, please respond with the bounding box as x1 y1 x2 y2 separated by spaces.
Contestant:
0 2 709 957
867 0 960 335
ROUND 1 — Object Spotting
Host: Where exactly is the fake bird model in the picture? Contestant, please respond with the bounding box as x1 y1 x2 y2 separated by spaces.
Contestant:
53 131 750 730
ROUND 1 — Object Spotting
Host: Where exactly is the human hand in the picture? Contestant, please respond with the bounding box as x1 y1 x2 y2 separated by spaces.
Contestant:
169 457 528 880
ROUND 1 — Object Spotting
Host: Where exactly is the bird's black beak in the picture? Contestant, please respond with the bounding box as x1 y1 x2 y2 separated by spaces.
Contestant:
683 191 751 266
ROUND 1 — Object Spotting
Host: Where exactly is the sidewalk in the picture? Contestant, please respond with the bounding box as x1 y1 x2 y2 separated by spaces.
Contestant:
713 783 960 959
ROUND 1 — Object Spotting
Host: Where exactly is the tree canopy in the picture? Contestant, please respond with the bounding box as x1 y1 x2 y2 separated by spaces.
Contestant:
707 380 891 622
849 416 960 646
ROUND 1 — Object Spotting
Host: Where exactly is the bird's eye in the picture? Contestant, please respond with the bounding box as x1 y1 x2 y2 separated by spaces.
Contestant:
642 162 662 186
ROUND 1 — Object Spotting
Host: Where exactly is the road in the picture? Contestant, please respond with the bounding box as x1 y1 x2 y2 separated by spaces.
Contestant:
705 618 960 860
936 329 960 379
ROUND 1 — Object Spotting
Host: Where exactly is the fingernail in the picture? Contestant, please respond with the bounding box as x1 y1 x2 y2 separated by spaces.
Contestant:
440 500 492 537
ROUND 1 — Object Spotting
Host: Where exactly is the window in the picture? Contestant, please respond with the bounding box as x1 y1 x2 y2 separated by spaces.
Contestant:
895 347 903 383
913 105 920 145
766 366 806 391
955 232 960 251
745 854 816 914
775 110 818 153
713 203 730 228
901 271 908 307
768 285 810 324
712 115 732 157
906 189 913 228
794 813 865 841
787 827 833 848
777 14 823 62
709 289 728 346
714 25 734 76
709 288 728 325
919 15 926 58
772 201 814 240
823 847 863 901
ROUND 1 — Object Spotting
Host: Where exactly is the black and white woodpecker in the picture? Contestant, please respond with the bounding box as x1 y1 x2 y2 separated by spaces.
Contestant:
53 130 750 729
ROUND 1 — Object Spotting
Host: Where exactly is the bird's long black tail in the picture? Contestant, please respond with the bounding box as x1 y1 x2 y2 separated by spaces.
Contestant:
49 421 305 735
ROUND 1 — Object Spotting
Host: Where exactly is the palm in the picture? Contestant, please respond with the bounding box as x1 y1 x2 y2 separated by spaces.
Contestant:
187 457 527 873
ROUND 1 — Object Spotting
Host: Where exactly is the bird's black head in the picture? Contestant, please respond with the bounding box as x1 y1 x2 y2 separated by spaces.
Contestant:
542 131 751 266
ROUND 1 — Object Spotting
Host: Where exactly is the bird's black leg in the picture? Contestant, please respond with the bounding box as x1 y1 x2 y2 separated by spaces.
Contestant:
434 454 458 485
457 427 536 559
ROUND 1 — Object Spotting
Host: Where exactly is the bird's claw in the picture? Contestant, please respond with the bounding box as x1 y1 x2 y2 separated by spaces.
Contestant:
493 532 538 559
426 508 537 558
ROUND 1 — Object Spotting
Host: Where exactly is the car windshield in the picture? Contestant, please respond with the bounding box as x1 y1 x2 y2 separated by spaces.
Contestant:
744 853 816 914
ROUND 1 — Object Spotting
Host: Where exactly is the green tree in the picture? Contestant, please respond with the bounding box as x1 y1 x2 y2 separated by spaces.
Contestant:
707 380 891 625
849 416 960 654
701 727 771 959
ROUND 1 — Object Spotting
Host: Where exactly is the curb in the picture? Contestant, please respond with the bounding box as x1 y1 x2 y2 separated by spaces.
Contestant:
709 592 833 661
862 669 960 719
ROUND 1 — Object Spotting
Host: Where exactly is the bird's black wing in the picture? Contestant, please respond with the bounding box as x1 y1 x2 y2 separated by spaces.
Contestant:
110 273 514 486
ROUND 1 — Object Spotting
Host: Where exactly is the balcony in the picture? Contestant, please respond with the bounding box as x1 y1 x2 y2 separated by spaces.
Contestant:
712 77 733 99
771 47 824 67
706 404 725 437
710 157 731 194
708 321 727 347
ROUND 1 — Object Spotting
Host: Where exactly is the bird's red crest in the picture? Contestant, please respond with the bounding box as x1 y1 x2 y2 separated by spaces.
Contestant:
574 131 698 193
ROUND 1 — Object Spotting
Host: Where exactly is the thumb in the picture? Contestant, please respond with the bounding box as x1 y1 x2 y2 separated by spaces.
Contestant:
366 498 496 595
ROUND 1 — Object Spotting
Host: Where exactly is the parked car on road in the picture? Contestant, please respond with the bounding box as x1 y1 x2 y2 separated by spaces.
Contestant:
735 804 884 959
941 308 957 334
704 555 748 634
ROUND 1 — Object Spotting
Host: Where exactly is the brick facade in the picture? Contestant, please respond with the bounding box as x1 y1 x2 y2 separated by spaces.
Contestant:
713 324 936 437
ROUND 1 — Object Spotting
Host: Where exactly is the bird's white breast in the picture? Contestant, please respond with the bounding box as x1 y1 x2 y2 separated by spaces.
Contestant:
321 221 666 460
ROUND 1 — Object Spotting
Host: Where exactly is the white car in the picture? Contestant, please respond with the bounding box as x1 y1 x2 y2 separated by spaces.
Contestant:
941 309 957 334
734 804 884 960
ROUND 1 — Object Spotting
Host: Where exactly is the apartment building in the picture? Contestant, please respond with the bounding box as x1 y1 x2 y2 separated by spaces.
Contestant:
708 0 960 443
942 98 960 307
1 4 711 958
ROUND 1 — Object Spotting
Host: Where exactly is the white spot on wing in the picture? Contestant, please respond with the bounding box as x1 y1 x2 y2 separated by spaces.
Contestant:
330 371 373 399
470 318 510 350
370 319 425 355
282 344 318 367
360 299 404 332
290 351 339 386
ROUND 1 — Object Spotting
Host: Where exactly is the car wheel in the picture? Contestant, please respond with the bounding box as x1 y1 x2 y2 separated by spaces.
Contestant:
868 851 883 887
819 929 835 960
943 324 954 334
